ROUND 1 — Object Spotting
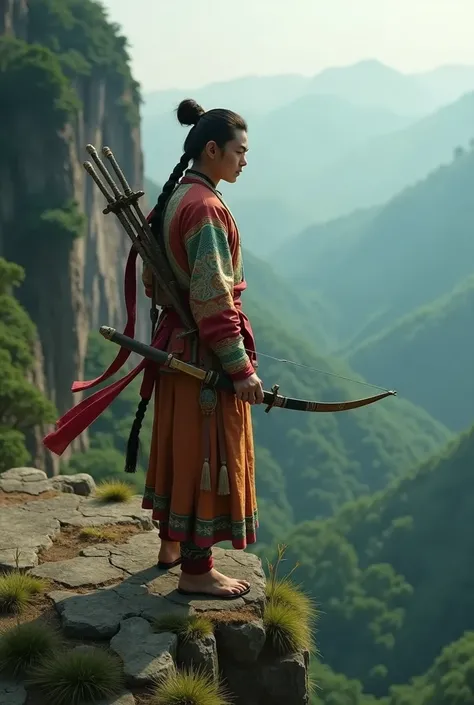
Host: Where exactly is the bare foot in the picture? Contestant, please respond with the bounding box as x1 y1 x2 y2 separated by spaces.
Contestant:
178 568 250 597
158 539 180 565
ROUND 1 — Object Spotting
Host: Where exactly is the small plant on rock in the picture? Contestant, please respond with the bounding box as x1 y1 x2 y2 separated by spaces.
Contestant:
264 600 311 655
79 526 118 542
150 666 231 705
154 613 214 645
95 479 134 503
264 544 316 656
27 646 124 705
0 571 47 614
0 621 62 676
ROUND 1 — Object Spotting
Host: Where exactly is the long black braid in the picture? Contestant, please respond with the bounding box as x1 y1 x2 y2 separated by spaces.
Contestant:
124 153 190 473
124 98 247 474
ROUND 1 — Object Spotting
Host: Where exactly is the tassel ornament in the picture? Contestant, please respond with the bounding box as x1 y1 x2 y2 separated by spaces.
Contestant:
200 460 212 491
217 463 230 495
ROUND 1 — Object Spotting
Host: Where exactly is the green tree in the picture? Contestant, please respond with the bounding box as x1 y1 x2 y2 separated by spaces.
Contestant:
0 258 56 472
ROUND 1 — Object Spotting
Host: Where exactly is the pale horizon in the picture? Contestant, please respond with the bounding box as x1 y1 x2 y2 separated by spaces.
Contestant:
101 0 474 93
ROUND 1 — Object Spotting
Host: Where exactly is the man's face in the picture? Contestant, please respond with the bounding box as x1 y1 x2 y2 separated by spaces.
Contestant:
206 129 249 183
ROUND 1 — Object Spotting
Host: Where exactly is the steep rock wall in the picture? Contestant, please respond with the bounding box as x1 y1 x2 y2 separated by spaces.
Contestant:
0 0 146 474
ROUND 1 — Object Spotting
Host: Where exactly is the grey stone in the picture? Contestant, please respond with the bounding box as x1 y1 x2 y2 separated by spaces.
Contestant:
50 589 128 640
0 547 38 571
110 617 177 687
52 473 96 496
1 467 47 482
79 496 153 529
261 651 310 705
80 546 112 557
109 531 161 574
0 467 52 496
0 480 24 493
31 556 124 588
95 694 136 705
216 619 266 663
0 679 27 705
178 634 218 680
220 663 261 705
18 480 53 496
0 506 59 553
23 494 81 515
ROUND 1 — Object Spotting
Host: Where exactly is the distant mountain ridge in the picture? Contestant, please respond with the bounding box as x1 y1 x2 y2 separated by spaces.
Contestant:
275 144 474 344
143 59 474 119
143 61 474 256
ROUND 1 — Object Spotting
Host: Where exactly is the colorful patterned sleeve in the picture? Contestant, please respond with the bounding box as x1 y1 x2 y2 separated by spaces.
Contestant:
182 202 255 381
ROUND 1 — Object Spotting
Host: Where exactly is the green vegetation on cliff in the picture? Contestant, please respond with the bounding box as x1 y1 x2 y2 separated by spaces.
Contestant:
0 258 56 471
27 0 140 123
0 0 140 249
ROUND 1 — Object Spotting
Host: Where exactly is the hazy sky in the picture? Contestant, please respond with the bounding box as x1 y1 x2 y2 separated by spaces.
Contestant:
102 0 474 93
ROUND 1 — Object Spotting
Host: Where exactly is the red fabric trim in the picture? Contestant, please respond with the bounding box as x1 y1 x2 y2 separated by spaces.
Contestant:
228 362 256 382
70 208 154 393
181 556 214 575
43 361 146 455
43 324 169 457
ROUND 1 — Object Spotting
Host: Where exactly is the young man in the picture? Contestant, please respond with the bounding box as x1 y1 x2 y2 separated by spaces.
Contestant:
140 98 264 598
43 98 263 599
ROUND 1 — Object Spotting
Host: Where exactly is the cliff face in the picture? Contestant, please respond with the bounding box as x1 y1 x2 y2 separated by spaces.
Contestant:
0 0 145 473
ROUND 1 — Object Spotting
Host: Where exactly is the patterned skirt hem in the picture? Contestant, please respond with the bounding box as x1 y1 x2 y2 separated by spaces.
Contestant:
142 493 258 550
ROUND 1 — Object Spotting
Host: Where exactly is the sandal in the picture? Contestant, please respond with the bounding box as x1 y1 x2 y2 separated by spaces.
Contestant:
176 585 250 599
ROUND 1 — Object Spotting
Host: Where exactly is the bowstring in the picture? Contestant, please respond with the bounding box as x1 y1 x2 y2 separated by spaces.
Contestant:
246 348 392 393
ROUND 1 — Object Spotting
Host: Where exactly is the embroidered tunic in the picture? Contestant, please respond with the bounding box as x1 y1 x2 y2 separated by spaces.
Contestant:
142 172 258 548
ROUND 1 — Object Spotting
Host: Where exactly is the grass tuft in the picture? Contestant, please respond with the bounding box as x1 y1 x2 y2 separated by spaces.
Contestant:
95 479 134 503
264 600 311 655
27 646 124 705
79 526 118 542
0 571 48 614
150 666 231 705
154 613 214 645
0 621 62 676
264 544 317 656
266 576 317 625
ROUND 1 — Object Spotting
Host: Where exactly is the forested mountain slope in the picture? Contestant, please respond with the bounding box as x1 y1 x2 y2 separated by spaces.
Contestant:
345 275 474 432
276 143 474 347
283 425 474 696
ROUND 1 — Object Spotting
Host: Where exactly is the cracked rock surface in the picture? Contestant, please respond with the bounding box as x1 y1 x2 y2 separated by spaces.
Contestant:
46 531 265 640
0 470 309 704
110 617 177 687
0 469 153 570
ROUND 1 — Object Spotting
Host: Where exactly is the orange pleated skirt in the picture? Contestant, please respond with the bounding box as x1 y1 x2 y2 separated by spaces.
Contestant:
141 370 258 549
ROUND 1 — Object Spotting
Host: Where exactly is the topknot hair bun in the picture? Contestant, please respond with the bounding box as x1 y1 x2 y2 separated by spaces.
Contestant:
176 98 205 126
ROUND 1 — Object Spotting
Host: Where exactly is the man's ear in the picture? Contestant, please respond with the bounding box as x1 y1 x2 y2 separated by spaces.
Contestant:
204 140 218 160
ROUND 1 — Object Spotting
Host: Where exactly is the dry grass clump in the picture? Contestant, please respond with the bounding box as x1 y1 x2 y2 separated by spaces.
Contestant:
0 621 61 676
0 571 47 614
150 666 231 705
154 613 214 645
27 646 124 705
264 544 318 656
95 479 135 503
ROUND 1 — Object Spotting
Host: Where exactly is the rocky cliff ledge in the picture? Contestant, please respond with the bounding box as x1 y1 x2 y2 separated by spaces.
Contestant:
0 0 147 472
0 469 310 705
